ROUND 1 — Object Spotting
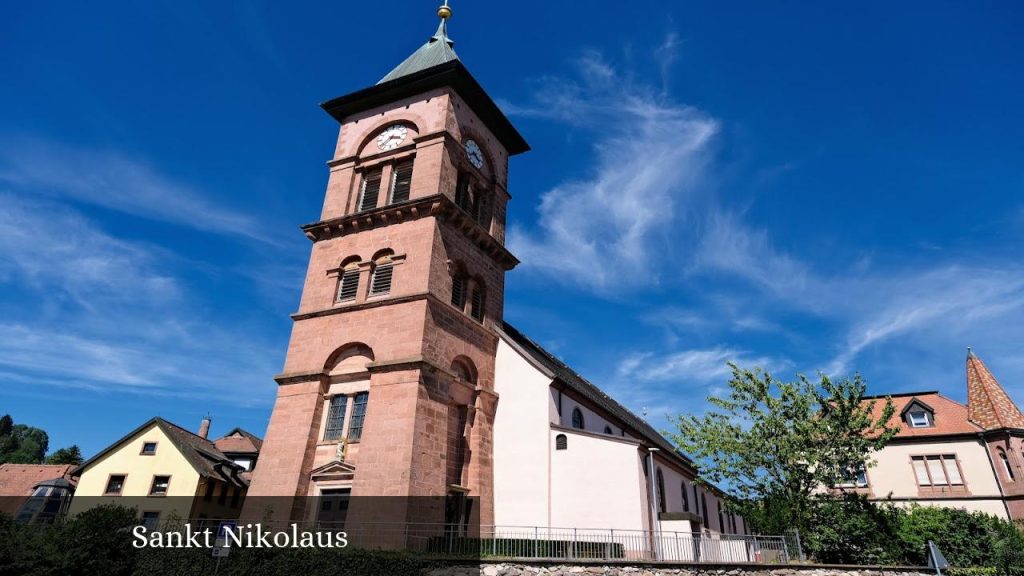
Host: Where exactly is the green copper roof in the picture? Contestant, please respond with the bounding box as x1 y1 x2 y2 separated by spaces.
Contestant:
378 19 459 84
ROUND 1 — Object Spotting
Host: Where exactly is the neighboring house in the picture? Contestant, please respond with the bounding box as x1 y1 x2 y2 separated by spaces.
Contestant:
69 417 261 527
244 5 745 537
839 350 1024 521
0 463 77 522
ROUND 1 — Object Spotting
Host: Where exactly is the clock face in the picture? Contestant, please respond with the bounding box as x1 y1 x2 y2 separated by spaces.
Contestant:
376 124 408 151
465 139 484 169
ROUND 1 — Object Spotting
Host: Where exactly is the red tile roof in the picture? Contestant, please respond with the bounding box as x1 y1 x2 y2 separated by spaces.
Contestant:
966 349 1024 430
213 428 262 454
0 464 76 515
864 392 982 438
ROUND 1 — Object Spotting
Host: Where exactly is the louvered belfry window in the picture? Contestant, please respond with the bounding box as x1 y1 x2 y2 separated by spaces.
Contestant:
455 171 474 212
451 275 466 308
469 285 484 321
336 268 360 302
359 169 383 212
390 161 413 204
370 263 393 295
474 191 491 227
324 395 347 441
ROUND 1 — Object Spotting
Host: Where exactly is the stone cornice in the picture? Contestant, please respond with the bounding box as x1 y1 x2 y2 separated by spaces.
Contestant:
290 292 500 347
273 370 324 385
299 193 518 270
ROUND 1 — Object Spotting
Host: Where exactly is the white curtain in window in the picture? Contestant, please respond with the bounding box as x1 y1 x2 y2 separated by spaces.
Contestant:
926 457 947 485
944 458 963 485
913 458 931 485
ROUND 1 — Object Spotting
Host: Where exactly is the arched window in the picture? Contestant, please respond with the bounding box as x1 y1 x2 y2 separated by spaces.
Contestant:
336 258 361 302
656 468 666 514
555 434 567 450
571 408 584 430
700 492 708 524
369 251 394 296
451 356 477 385
603 425 613 435
681 482 689 512
999 449 1015 481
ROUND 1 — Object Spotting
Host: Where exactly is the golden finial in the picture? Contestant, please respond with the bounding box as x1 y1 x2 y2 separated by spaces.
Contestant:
437 0 452 20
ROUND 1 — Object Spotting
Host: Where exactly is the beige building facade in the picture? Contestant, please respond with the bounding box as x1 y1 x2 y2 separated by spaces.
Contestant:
842 351 1024 521
70 417 260 527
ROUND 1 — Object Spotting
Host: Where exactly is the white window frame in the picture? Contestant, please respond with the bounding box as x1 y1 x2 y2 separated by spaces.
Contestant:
908 410 931 428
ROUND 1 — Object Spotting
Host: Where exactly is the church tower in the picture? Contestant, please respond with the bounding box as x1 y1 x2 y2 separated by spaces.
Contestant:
244 4 528 525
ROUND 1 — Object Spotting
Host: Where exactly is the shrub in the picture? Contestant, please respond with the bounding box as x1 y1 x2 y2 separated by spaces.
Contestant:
801 493 903 565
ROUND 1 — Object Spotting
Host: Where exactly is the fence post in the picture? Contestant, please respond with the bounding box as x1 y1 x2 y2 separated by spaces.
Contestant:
781 535 790 564
608 529 614 560
571 528 577 560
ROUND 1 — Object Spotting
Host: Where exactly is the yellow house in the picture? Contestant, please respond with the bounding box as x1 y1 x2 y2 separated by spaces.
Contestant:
69 417 260 528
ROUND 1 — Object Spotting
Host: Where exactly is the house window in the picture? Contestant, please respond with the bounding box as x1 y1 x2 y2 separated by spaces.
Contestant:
604 425 613 435
681 482 689 512
358 168 383 212
555 434 567 450
999 449 1015 481
149 475 170 496
389 160 413 204
141 442 157 455
469 284 484 322
700 493 709 524
911 455 963 486
571 407 584 430
324 394 347 441
837 465 868 487
370 262 393 296
141 511 160 530
347 392 369 442
908 410 931 428
336 266 360 302
656 468 666 514
104 475 126 495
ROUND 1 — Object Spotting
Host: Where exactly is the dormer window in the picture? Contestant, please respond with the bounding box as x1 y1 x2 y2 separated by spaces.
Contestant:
901 398 935 428
909 410 931 428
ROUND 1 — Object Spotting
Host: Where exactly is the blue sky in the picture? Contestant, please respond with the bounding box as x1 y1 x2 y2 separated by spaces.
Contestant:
2 1 1023 458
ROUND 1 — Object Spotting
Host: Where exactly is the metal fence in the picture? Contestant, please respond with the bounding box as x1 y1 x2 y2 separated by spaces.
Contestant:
171 519 790 564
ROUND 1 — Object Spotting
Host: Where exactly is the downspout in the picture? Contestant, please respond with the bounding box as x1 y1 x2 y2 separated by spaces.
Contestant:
979 431 1012 520
647 447 661 560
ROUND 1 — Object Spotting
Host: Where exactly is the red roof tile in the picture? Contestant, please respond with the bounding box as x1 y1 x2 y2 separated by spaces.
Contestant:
863 392 982 438
0 464 76 515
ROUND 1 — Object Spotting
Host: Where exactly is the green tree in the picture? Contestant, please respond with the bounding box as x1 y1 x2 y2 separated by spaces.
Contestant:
667 364 899 534
44 445 83 466
0 415 49 464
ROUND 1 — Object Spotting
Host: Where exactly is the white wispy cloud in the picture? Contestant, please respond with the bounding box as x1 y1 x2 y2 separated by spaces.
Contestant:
0 136 276 244
506 34 1024 399
0 183 282 403
617 347 784 385
507 50 717 293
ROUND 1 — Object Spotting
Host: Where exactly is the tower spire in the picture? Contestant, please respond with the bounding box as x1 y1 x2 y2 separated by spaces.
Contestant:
378 2 459 85
966 349 1024 430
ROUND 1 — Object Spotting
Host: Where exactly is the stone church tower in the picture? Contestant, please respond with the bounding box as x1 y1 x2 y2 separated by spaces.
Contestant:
244 4 529 525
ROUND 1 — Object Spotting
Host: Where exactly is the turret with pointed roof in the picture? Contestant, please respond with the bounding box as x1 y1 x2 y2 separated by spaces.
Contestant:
966 348 1024 430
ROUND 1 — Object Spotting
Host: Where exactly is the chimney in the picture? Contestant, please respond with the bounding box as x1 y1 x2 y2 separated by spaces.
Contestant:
198 414 212 439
